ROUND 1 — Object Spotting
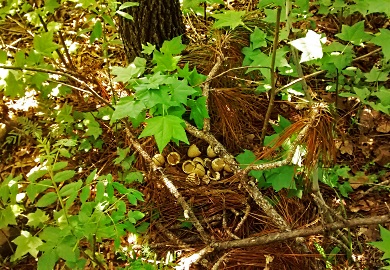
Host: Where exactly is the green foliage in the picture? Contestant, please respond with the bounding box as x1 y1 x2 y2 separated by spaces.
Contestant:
319 165 354 197
370 226 390 269
314 242 340 269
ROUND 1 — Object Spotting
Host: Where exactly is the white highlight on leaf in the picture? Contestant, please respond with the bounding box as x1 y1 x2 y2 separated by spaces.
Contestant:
290 30 326 63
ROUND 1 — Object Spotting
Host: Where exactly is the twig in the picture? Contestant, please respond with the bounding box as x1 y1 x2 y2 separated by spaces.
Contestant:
203 56 222 132
222 205 240 240
211 214 390 250
211 252 230 270
259 7 282 146
176 246 214 270
234 202 250 233
154 221 190 248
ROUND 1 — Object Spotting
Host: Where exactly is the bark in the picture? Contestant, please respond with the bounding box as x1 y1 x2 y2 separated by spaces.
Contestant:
118 0 185 63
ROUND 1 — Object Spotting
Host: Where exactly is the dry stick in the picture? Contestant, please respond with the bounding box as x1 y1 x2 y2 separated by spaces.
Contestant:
234 202 250 233
177 214 390 269
123 125 211 244
259 7 282 146
202 56 222 132
154 221 190 248
211 252 230 270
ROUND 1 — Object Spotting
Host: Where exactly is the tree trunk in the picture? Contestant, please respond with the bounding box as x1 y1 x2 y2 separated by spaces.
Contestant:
118 0 185 63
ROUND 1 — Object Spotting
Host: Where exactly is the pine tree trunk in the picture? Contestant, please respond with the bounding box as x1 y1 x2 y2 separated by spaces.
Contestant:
118 0 185 63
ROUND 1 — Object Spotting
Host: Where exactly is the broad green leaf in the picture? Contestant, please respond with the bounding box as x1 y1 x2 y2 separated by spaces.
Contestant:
33 31 60 56
90 20 102 43
160 36 186 55
251 27 267 49
86 169 97 184
12 231 43 260
153 51 181 72
26 179 52 202
59 180 83 197
0 49 6 63
373 87 390 106
53 170 75 183
262 8 287 23
141 42 156 55
52 162 68 172
112 98 146 121
80 186 91 203
83 112 102 139
290 30 325 63
4 71 25 97
0 206 17 228
57 243 77 262
36 192 58 207
188 97 209 129
44 0 60 13
37 249 58 270
367 0 390 16
212 10 246 30
370 225 390 260
265 165 295 192
128 210 145 223
335 21 372 46
95 181 105 202
364 67 389 82
112 57 146 82
114 147 130 165
139 115 189 152
168 78 196 104
113 182 128 194
135 86 172 108
371 28 390 61
125 171 144 183
27 209 49 228
28 169 48 182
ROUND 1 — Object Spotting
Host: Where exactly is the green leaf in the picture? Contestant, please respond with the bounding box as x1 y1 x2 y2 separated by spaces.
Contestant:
118 1 139 10
57 243 77 262
4 71 25 98
27 209 49 228
188 97 209 129
59 180 83 197
141 42 156 55
33 31 60 57
112 98 146 121
265 165 295 192
116 10 133 20
12 231 43 260
83 112 102 139
28 169 48 182
367 0 390 16
160 36 186 55
53 170 75 183
125 171 144 183
0 49 6 63
373 87 390 106
36 192 58 207
250 27 267 49
128 210 145 223
112 57 146 82
335 21 372 46
364 67 389 82
290 30 325 63
371 28 390 61
114 147 130 165
139 115 189 152
212 10 246 30
90 20 102 43
37 249 58 270
0 206 17 228
168 78 196 104
52 161 68 172
80 186 91 203
153 51 181 72
370 225 390 260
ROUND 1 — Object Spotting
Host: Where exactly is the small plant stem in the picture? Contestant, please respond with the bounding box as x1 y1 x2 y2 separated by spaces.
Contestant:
37 14 70 69
259 6 282 146
203 56 222 132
